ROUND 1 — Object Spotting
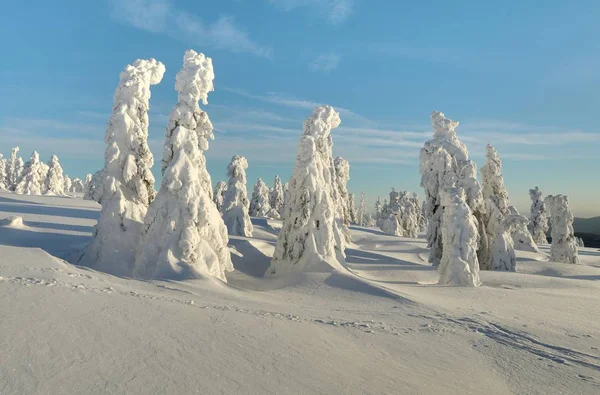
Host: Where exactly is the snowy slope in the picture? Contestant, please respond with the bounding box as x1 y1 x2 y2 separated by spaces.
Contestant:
0 191 599 394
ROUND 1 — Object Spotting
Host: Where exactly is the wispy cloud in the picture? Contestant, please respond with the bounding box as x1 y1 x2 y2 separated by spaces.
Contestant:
310 53 341 72
110 0 271 58
267 0 354 25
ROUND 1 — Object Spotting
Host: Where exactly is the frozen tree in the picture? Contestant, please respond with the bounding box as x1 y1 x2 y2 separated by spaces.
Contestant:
281 181 290 220
576 237 585 248
0 155 7 190
333 157 352 225
63 174 72 194
270 175 285 218
355 192 366 226
84 173 92 189
213 181 227 212
16 157 24 185
489 214 528 272
528 186 549 245
544 195 579 264
506 206 538 252
15 151 46 195
222 155 253 237
379 189 403 236
6 146 21 190
411 193 426 232
84 170 104 202
78 58 165 276
348 193 357 224
249 178 273 217
438 187 482 286
399 191 420 238
162 50 214 200
480 144 510 245
44 155 65 195
71 178 85 193
374 197 382 221
270 105 346 275
420 111 487 267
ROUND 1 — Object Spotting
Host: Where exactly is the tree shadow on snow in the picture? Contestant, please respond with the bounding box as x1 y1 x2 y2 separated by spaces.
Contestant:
345 248 431 270
250 217 280 236
0 226 91 259
228 238 271 277
25 221 95 234
0 201 99 221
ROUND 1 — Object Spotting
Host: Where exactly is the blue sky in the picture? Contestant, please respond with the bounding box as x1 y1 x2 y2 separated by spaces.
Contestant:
1 0 599 216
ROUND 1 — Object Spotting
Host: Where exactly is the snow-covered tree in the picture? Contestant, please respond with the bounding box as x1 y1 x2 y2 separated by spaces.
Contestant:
222 155 253 237
213 180 227 212
135 50 232 282
270 175 285 218
83 170 104 202
374 197 382 221
249 178 273 217
334 157 352 225
528 186 549 245
489 214 528 272
16 157 24 186
480 144 510 245
399 191 420 238
63 174 72 194
78 58 165 276
420 111 487 267
576 237 585 248
15 151 46 195
0 155 7 190
348 193 357 224
379 189 403 235
544 194 579 264
438 187 482 286
84 173 92 190
270 105 346 275
507 206 538 252
71 178 85 193
44 155 65 195
356 192 366 226
6 146 21 191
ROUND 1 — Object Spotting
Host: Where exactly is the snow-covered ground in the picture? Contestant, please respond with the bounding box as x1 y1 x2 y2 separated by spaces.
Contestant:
0 191 599 394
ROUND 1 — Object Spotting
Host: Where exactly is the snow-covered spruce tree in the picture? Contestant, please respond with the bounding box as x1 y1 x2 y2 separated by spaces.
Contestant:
71 178 85 193
212 180 227 212
249 178 273 217
356 192 367 226
134 51 232 281
270 105 347 275
544 194 579 264
0 155 7 190
399 191 420 238
489 214 528 272
379 188 403 236
348 193 357 224
333 157 352 225
63 174 72 194
6 146 21 190
84 173 92 190
44 155 65 195
83 169 104 202
15 151 46 195
528 186 549 245
480 144 510 245
162 50 214 199
374 197 382 222
411 193 425 232
507 206 538 252
420 111 488 267
438 187 482 286
270 175 285 218
577 237 585 248
78 58 165 276
222 155 253 237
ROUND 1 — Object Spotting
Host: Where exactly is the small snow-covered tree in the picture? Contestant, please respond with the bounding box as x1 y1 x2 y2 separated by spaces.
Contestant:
348 193 357 224
489 214 527 272
44 155 65 195
71 178 85 193
577 237 585 248
334 157 352 225
270 175 285 218
222 155 253 237
15 151 46 195
0 155 7 190
438 187 481 286
481 144 510 244
213 180 227 212
379 188 403 236
78 58 165 276
249 178 273 217
6 146 21 190
83 170 104 202
411 193 425 232
374 197 382 221
544 194 579 264
270 105 346 275
399 191 419 238
528 186 549 245
63 174 72 194
421 111 487 266
356 192 366 226
84 173 92 190
507 206 538 252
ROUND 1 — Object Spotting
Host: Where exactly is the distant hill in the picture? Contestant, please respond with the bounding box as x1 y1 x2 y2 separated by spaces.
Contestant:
574 217 600 235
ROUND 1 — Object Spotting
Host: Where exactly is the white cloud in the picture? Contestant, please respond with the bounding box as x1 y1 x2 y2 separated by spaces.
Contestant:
268 0 354 24
110 0 271 58
310 53 341 72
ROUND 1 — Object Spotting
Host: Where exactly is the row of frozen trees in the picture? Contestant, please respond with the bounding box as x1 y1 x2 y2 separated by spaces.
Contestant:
419 111 579 287
0 148 91 196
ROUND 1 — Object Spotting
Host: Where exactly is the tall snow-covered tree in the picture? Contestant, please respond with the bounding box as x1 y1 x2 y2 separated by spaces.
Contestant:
222 155 253 237
162 50 214 200
480 144 510 246
438 187 482 287
489 214 527 272
270 105 346 275
334 157 351 225
544 194 579 264
356 192 367 226
399 191 419 238
63 174 72 194
249 178 273 217
6 146 21 191
281 181 290 220
44 155 65 195
15 151 46 195
0 155 7 190
420 111 487 266
78 58 165 276
528 186 549 245
135 50 232 282
213 181 227 212
270 175 285 218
